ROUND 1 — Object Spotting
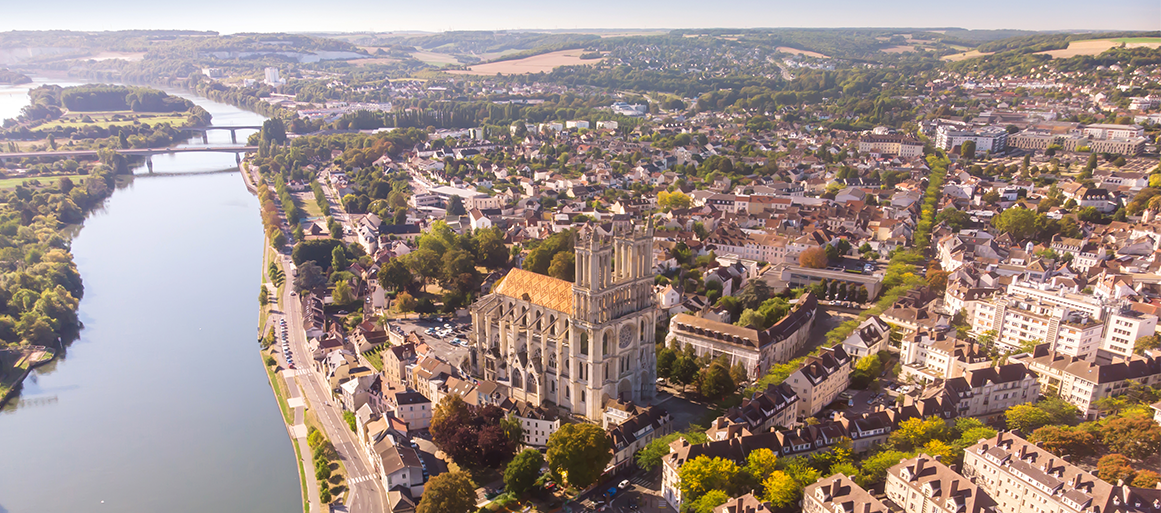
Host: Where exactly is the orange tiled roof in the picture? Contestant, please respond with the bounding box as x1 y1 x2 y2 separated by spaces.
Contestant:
493 268 575 314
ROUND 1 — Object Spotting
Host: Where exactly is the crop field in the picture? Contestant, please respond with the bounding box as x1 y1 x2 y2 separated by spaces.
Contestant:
941 50 994 61
445 49 599 76
776 47 828 58
1036 38 1161 58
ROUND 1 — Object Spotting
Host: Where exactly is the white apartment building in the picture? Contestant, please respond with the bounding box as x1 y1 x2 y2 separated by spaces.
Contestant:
1100 310 1157 362
940 364 1040 421
900 330 990 383
1005 282 1104 321
935 125 1009 153
972 296 1104 359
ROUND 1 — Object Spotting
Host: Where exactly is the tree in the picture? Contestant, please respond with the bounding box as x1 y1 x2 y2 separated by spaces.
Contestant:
960 140 976 159
888 417 950 452
691 490 731 513
331 245 348 272
1097 454 1137 484
417 471 477 513
504 448 544 495
1029 425 1096 459
332 280 353 305
992 207 1037 241
982 189 1001 205
736 280 772 310
1005 403 1054 434
546 423 612 489
446 196 467 216
744 448 778 482
396 291 417 312
657 348 677 381
672 356 700 391
293 260 327 292
760 471 800 508
1102 413 1161 460
407 248 441 292
730 362 749 384
678 455 740 504
737 309 765 329
547 252 576 281
1133 470 1160 488
799 247 829 268
379 258 413 292
857 450 910 488
1134 334 1161 355
699 363 735 400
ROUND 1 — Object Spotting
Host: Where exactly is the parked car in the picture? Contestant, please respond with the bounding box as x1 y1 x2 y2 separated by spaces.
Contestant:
618 479 630 490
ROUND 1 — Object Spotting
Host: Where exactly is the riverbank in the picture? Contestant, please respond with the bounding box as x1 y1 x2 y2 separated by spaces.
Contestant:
0 346 56 407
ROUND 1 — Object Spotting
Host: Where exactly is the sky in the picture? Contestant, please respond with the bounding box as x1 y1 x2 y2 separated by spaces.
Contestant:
2 0 1158 34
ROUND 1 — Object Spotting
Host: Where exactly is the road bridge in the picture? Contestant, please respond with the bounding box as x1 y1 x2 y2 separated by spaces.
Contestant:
176 125 263 143
0 146 257 172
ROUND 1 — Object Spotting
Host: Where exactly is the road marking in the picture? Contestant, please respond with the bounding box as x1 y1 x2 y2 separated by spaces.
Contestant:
349 474 378 484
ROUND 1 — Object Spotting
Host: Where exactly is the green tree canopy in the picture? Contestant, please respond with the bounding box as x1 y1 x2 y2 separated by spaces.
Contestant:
546 423 612 489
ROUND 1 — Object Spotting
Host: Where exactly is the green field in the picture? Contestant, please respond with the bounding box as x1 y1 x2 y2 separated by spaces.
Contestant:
38 111 188 131
1112 37 1161 44
0 174 90 189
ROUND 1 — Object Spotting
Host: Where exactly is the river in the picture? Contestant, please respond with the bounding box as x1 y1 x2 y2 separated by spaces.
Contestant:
0 80 301 513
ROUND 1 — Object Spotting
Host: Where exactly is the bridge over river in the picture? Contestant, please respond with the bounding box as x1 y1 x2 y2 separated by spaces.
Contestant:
0 146 258 171
176 125 263 143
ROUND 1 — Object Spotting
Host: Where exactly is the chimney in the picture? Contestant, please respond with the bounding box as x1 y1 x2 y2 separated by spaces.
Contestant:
1019 444 1028 460
950 479 959 497
862 503 872 513
914 457 925 479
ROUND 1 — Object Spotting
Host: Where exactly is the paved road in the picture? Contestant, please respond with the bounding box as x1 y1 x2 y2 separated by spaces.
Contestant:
280 256 387 513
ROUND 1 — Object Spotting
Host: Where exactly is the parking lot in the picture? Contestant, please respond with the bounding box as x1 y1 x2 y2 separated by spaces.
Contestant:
387 314 472 368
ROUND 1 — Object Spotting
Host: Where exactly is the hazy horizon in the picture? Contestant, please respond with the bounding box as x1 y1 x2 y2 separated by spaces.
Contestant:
3 0 1158 35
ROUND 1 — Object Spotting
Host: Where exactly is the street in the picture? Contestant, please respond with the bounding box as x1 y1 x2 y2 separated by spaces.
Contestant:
280 252 388 513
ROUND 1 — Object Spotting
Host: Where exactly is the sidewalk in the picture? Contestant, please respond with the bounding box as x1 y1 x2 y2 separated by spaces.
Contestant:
282 366 322 513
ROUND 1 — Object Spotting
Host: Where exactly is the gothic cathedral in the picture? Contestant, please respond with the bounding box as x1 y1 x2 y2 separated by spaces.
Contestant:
469 222 657 421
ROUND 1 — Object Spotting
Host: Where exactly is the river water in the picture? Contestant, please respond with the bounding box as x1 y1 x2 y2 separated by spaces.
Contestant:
0 80 300 513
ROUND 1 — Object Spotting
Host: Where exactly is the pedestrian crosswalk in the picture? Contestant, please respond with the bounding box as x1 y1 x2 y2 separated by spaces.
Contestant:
295 369 310 376
348 474 377 485
630 475 652 487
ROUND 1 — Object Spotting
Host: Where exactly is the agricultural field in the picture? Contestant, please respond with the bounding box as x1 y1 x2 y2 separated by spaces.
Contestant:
776 46 829 58
1036 38 1161 58
410 50 462 66
445 49 600 76
941 50 994 61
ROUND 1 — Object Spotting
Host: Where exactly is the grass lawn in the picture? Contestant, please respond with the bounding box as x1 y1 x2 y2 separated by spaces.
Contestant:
363 350 383 371
299 191 325 218
263 353 294 425
0 174 90 190
37 111 188 130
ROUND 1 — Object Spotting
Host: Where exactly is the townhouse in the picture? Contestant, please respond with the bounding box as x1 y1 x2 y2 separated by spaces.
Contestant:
786 344 852 418
963 432 1161 513
1012 346 1161 419
934 363 1040 421
887 454 997 513
805 474 889 513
